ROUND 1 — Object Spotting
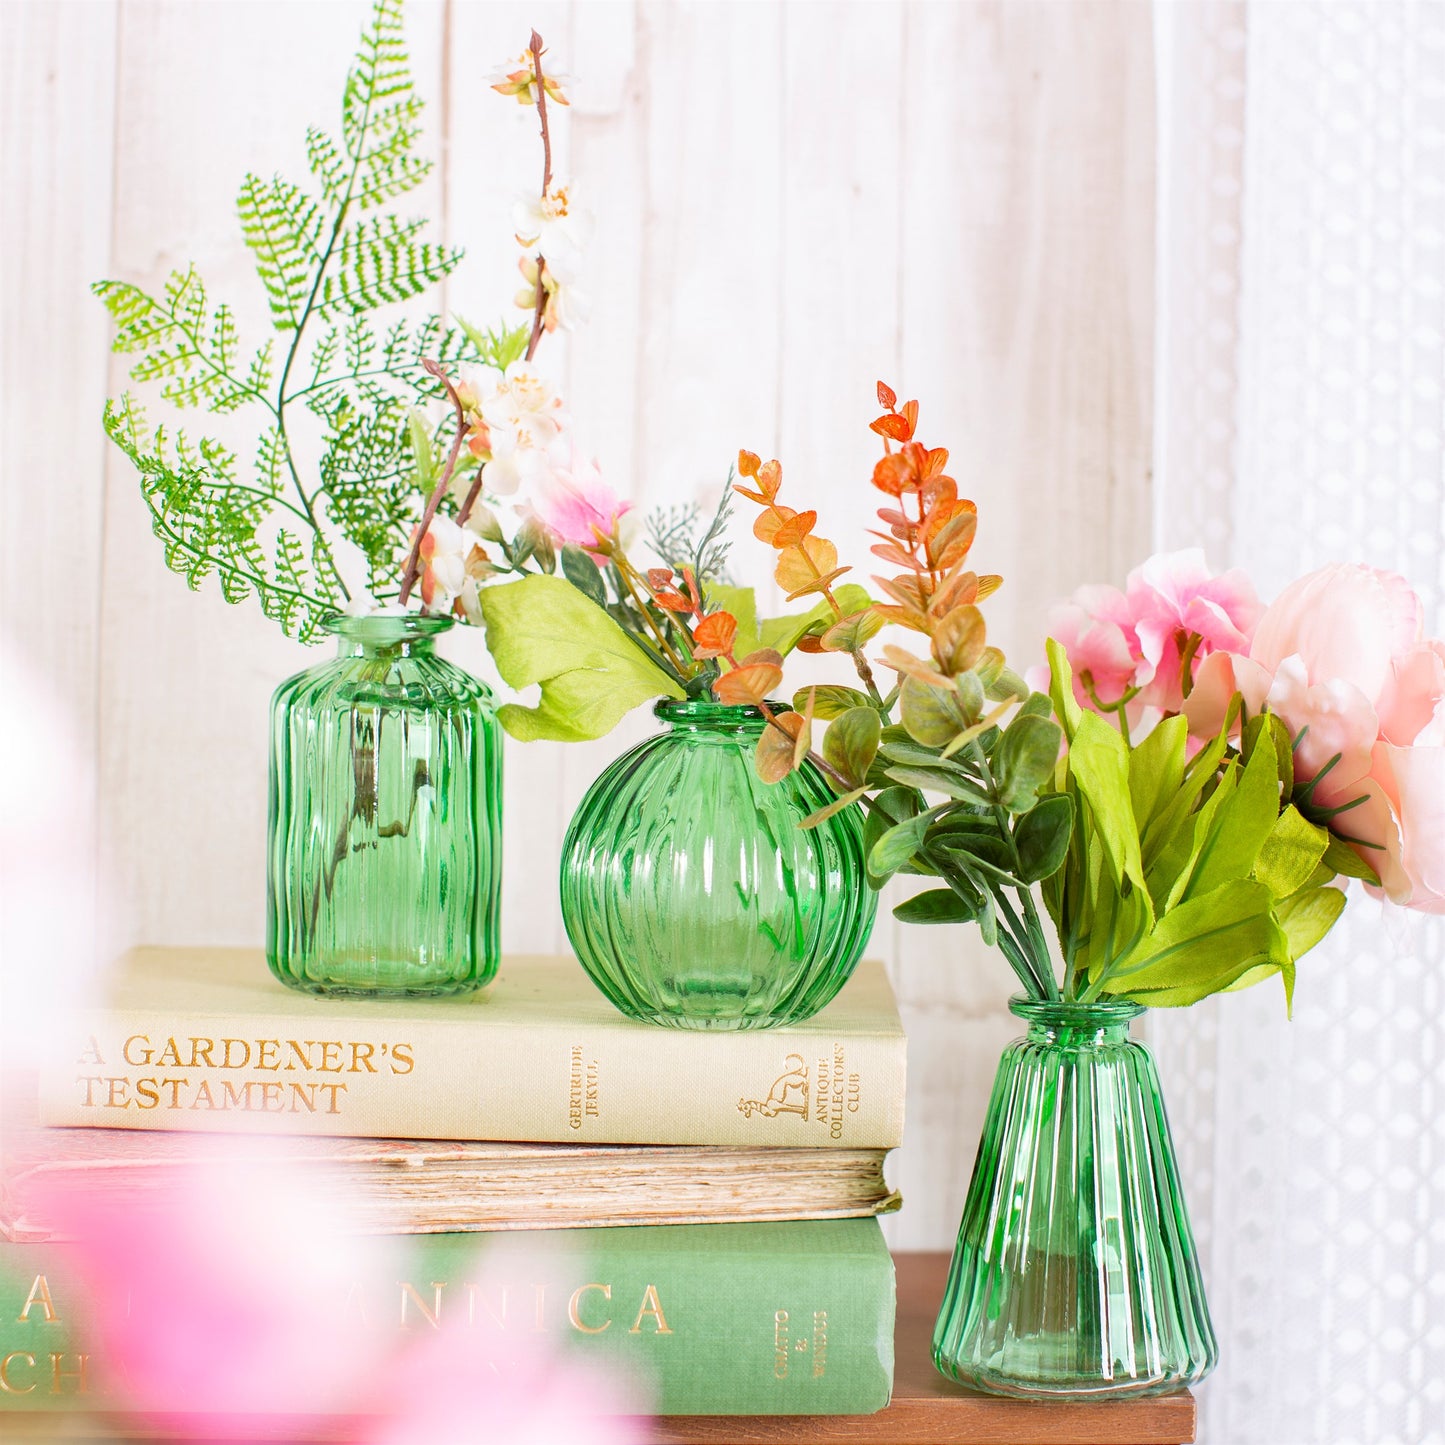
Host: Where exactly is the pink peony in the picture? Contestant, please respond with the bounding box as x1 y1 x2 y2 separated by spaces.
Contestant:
533 444 631 558
1186 564 1444 913
1124 549 1261 712
1034 550 1260 718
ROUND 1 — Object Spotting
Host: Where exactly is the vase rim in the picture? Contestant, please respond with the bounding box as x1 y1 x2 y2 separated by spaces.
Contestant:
325 612 455 642
654 697 789 725
1008 994 1145 1025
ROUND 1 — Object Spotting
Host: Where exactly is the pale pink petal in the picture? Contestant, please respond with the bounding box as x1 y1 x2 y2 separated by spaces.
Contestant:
1266 656 1379 798
1375 639 1445 747
1367 742 1445 913
1182 651 1274 740
1250 563 1424 707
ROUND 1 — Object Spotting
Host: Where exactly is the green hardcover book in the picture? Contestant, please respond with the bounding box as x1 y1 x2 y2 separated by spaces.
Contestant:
0 1217 894 1418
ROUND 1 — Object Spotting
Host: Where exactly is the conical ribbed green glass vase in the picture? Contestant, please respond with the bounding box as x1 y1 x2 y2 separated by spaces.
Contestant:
266 614 502 997
933 996 1216 1398
559 699 877 1029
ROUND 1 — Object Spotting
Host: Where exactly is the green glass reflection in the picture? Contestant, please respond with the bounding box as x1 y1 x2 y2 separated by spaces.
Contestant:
560 699 877 1030
266 614 502 997
933 997 1217 1398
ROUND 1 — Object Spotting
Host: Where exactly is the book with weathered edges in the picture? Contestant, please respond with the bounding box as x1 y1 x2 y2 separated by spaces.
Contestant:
38 949 906 1148
0 1217 895 1417
1 1129 901 1239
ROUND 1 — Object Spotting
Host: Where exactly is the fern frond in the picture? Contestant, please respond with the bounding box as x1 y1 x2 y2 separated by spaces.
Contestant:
236 173 326 331
316 214 461 316
94 269 270 414
338 0 430 209
104 395 335 642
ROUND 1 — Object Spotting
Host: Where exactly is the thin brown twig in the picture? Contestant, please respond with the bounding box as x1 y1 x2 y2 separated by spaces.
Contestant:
524 30 553 364
397 359 470 607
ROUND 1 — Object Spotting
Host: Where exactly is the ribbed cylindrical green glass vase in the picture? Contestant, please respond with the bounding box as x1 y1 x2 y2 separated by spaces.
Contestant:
266 614 502 997
933 996 1216 1398
559 699 877 1029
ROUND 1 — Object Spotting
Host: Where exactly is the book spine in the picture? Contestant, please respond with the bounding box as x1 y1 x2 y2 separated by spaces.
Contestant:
38 1006 905 1148
0 1220 895 1417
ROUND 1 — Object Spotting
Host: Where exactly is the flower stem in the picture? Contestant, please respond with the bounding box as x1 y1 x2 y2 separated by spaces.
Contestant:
524 30 553 365
397 359 470 607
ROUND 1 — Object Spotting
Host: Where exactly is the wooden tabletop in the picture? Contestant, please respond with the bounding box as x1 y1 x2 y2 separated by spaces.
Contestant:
650 1252 1197 1444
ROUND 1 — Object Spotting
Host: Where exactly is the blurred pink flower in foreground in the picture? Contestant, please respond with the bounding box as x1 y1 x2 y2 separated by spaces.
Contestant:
34 1147 646 1442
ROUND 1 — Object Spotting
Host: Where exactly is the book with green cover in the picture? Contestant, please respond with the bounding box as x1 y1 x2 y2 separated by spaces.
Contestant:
0 1217 894 1418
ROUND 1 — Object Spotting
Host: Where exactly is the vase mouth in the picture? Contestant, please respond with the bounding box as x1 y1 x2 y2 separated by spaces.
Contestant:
325 613 455 645
1008 994 1145 1027
654 697 789 728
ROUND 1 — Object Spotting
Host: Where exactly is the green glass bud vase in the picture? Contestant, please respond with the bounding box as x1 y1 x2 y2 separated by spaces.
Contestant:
266 614 502 997
559 699 877 1030
933 997 1216 1398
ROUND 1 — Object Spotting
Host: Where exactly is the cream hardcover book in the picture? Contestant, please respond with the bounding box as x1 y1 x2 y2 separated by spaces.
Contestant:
38 949 907 1148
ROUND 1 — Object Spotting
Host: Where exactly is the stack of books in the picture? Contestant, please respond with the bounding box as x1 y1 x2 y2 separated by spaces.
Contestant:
1 948 907 1421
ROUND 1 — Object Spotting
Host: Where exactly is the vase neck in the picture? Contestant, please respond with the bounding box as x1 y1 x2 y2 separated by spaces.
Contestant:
654 698 774 735
1009 995 1143 1048
326 614 452 660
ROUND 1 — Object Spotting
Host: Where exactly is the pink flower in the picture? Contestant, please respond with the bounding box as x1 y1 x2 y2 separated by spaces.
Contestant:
533 444 631 558
1035 550 1260 718
1124 549 1261 712
1186 563 1444 913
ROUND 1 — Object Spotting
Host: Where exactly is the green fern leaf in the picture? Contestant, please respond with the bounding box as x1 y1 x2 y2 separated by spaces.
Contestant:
236 173 326 331
316 215 461 315
340 0 430 209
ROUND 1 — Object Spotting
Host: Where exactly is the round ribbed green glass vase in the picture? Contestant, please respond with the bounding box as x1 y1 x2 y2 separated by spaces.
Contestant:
266 614 502 997
559 699 877 1029
933 996 1216 1398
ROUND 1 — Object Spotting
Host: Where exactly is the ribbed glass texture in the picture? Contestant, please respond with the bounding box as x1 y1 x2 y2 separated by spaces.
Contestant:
559 700 877 1029
266 615 502 997
933 996 1216 1398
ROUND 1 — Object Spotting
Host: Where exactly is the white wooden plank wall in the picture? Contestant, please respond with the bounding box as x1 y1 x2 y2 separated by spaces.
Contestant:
0 0 1153 1249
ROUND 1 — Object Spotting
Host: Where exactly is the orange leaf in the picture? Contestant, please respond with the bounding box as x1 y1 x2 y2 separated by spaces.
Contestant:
874 572 928 612
737 449 761 478
976 574 1003 600
715 662 784 707
870 413 912 443
930 604 987 677
738 647 785 670
785 564 852 602
775 536 839 595
647 567 674 590
876 506 913 530
929 568 980 615
872 453 914 496
653 590 693 613
756 711 805 783
753 504 798 543
757 459 782 499
877 380 897 409
925 446 950 477
770 510 818 548
880 644 953 689
796 634 826 653
692 610 738 659
900 399 919 437
869 540 924 571
871 602 929 633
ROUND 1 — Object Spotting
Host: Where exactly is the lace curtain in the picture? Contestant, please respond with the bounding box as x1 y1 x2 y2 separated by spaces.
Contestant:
1151 3 1445 1443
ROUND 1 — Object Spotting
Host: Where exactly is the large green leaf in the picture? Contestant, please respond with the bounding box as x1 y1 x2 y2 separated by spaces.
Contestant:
1254 805 1330 898
1045 637 1083 741
1104 878 1288 1005
479 574 683 741
1014 795 1073 884
1179 723 1282 900
1068 712 1148 896
992 713 1063 812
1128 714 1187 834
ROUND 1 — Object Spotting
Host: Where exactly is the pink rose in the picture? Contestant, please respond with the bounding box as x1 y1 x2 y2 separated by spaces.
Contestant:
533 444 631 559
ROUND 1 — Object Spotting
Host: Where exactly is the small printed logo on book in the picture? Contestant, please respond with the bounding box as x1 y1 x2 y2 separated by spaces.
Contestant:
738 1053 809 1121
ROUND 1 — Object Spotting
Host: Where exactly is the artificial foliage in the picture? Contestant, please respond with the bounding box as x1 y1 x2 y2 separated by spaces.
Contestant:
95 0 521 641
